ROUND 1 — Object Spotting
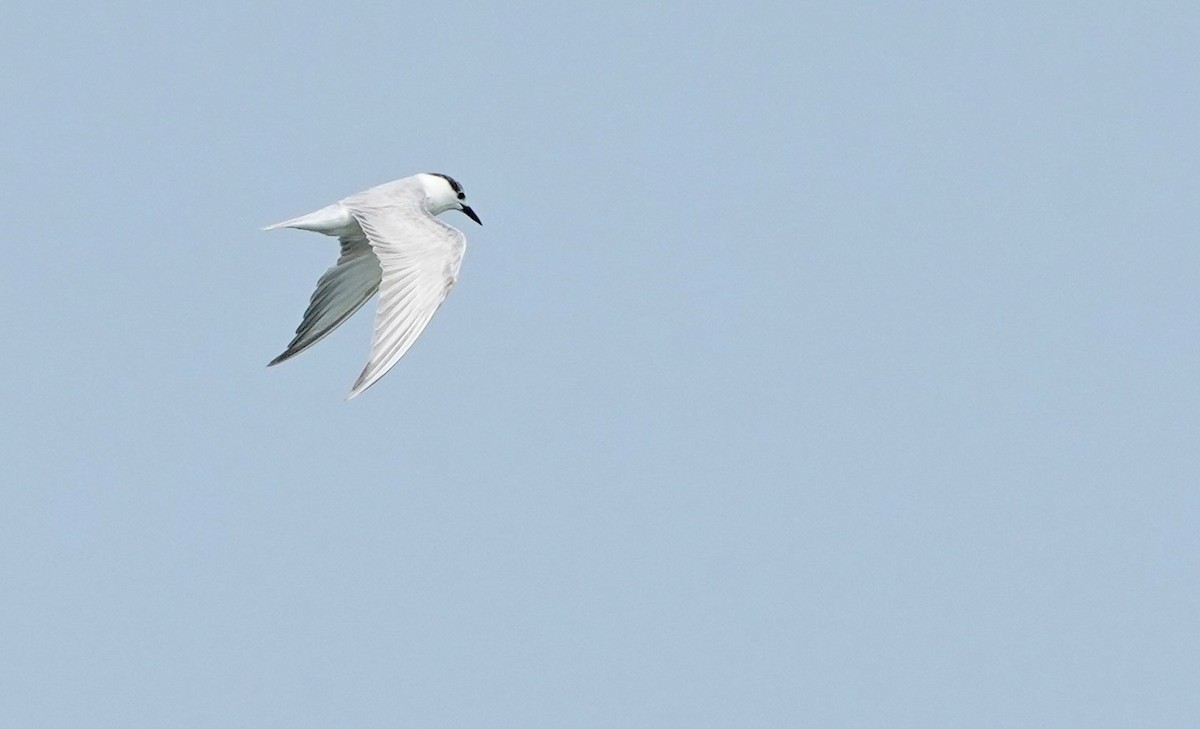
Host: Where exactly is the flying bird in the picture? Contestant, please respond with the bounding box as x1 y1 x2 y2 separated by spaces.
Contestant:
264 173 482 398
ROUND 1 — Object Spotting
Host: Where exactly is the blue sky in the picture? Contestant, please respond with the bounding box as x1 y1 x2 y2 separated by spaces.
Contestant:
2 2 1197 727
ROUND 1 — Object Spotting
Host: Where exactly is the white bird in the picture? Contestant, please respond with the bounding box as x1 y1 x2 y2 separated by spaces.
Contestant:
264 173 482 399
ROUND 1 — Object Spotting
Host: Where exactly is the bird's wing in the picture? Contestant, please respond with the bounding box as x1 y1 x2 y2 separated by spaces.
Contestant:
343 191 466 398
268 234 382 366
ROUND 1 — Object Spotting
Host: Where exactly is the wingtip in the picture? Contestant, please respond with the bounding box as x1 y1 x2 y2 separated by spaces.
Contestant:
345 368 374 400
345 380 367 400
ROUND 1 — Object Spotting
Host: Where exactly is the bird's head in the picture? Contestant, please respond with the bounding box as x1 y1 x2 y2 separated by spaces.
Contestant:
419 172 482 225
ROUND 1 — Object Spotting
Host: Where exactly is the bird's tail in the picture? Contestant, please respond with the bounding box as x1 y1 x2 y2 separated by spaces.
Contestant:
262 202 354 234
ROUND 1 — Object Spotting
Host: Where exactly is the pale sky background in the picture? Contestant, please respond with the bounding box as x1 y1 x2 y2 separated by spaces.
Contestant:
2 2 1197 727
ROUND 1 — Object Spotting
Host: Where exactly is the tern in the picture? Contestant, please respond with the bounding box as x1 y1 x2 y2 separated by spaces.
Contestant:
264 173 482 399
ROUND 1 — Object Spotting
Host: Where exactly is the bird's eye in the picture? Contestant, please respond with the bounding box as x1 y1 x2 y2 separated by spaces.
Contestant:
457 192 465 200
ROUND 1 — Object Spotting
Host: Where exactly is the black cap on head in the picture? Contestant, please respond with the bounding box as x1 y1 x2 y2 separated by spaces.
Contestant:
430 172 463 195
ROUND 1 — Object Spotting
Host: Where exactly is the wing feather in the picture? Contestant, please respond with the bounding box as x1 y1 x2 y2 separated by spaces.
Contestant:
343 190 465 398
268 236 382 366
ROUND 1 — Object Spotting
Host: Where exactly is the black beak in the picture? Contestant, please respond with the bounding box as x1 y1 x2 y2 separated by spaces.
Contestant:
461 205 482 226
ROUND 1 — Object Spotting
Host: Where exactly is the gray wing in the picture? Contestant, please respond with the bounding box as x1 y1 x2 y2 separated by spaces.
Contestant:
344 195 466 398
268 235 382 366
